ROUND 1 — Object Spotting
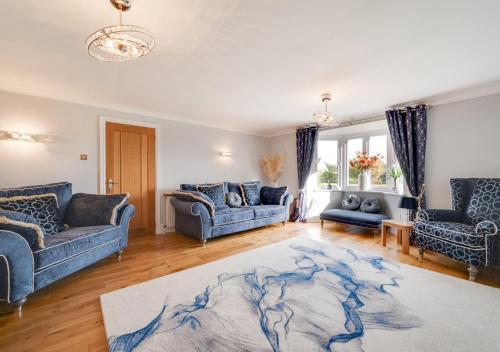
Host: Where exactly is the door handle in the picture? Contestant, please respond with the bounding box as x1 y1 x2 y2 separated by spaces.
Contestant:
107 178 119 190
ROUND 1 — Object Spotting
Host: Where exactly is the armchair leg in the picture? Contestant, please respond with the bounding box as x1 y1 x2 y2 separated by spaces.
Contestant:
418 247 424 262
13 297 27 318
468 265 479 281
321 220 324 228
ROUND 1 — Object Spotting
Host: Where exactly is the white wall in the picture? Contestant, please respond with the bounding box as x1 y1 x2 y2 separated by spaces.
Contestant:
0 90 269 229
426 93 500 208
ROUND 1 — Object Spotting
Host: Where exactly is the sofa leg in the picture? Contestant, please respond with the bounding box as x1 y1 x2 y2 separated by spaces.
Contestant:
116 250 123 260
282 221 286 227
13 297 27 317
468 265 479 281
321 220 324 228
201 239 207 247
418 247 424 262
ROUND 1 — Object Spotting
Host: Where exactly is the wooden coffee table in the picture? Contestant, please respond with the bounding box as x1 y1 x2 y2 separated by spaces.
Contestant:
381 219 413 254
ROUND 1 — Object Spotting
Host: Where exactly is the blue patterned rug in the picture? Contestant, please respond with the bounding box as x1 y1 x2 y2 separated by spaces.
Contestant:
100 237 500 352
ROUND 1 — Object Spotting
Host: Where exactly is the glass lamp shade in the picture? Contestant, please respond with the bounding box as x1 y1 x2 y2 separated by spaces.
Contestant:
86 25 155 62
313 111 339 127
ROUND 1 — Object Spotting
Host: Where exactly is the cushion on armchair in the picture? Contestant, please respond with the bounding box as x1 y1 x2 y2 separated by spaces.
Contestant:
0 209 45 249
0 193 64 236
240 183 262 206
65 193 129 227
260 186 288 205
196 183 228 211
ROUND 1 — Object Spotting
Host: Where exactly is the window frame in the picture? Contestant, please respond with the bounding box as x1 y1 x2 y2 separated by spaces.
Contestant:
316 129 397 192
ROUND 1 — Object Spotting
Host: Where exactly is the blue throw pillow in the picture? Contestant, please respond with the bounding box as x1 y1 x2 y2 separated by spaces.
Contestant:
260 186 288 205
167 191 216 216
65 193 129 227
0 193 64 236
0 209 45 249
240 183 262 206
197 183 228 211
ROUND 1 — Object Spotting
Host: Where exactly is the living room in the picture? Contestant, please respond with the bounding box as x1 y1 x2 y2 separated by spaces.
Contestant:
1 1 499 351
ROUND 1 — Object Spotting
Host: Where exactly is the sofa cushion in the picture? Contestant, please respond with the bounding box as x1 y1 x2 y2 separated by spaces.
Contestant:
251 205 286 219
320 209 389 226
0 210 45 249
181 183 229 193
260 186 288 205
33 225 120 270
228 181 260 198
226 192 242 208
240 183 262 206
342 194 361 211
0 182 72 218
360 198 383 214
65 193 129 227
466 178 500 225
197 183 228 211
0 193 64 236
414 221 485 248
212 207 254 226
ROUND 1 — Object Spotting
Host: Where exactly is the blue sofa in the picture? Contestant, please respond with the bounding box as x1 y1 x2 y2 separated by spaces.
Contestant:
0 182 135 313
170 182 293 243
413 178 500 281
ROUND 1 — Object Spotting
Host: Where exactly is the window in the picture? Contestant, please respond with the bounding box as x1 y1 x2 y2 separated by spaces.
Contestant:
314 130 397 192
317 140 338 190
368 135 388 187
347 138 363 186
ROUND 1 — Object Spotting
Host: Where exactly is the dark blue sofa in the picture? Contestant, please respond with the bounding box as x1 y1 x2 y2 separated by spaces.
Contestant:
0 182 135 313
170 182 293 243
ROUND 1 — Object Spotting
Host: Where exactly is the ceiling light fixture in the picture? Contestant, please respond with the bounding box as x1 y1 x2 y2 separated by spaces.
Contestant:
86 0 155 62
312 93 339 127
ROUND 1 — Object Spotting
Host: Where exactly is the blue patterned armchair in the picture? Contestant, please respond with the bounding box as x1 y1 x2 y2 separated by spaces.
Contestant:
413 178 500 281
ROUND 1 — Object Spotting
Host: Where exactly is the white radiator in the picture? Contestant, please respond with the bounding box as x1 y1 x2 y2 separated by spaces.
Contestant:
164 196 176 232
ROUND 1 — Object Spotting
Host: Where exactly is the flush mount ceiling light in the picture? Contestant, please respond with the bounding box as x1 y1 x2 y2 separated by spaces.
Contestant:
86 0 155 62
312 92 340 127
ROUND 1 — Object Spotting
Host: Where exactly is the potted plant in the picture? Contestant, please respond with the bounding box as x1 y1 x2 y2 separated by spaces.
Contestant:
349 152 383 191
388 164 403 192
319 163 337 190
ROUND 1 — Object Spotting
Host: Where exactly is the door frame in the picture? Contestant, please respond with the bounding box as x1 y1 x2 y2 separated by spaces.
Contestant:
99 115 162 235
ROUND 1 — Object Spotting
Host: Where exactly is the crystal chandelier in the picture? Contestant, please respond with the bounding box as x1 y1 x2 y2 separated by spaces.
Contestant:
312 92 339 127
86 0 155 62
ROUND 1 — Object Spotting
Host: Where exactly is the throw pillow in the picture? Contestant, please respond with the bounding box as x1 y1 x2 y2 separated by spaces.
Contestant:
166 191 216 216
196 183 228 211
360 198 383 214
0 209 45 249
65 193 129 227
0 193 64 236
226 192 242 208
240 183 262 206
260 186 288 205
341 194 361 211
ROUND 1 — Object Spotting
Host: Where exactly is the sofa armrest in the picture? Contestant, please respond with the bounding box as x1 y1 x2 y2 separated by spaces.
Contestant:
115 204 135 249
419 209 464 222
282 193 294 220
170 198 211 222
0 210 44 250
0 230 34 303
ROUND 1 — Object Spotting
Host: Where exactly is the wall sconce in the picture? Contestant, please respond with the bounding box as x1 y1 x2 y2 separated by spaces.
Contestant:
0 130 50 143
219 151 232 157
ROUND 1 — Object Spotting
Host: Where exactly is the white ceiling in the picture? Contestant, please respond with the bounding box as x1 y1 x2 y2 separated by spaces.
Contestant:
1 0 500 136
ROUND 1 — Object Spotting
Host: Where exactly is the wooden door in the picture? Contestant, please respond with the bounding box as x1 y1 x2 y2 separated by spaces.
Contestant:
105 122 156 232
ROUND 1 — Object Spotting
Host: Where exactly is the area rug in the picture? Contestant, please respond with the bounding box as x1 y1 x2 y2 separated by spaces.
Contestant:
100 237 500 352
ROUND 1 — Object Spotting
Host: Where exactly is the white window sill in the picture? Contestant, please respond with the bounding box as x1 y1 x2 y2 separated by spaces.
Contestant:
313 189 407 197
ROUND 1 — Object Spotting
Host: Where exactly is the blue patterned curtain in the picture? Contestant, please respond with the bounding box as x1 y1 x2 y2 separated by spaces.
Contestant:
386 105 427 205
292 126 319 222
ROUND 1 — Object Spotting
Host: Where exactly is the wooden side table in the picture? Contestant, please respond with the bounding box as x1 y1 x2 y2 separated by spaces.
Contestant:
381 219 413 254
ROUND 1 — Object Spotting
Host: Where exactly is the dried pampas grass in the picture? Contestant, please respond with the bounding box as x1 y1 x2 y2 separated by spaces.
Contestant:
261 153 285 184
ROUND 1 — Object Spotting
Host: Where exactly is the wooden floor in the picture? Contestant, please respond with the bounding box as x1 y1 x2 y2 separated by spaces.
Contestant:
1 222 499 351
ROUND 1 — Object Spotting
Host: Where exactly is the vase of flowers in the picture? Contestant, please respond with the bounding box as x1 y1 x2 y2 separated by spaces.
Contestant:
261 153 285 186
388 164 403 192
349 152 383 191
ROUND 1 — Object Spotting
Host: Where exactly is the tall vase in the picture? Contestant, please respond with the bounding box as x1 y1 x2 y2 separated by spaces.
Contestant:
359 169 371 191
